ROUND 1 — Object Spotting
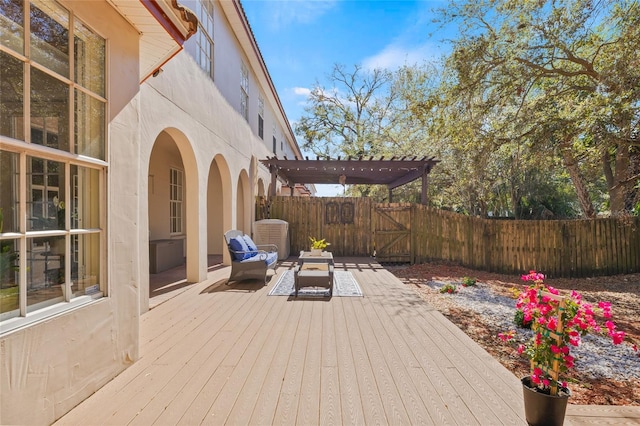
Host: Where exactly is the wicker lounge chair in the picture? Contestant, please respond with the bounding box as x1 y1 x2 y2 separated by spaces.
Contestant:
224 230 278 284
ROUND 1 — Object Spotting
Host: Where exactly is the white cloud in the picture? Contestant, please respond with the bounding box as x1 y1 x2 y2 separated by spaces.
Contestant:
362 42 438 71
268 0 337 29
293 87 311 96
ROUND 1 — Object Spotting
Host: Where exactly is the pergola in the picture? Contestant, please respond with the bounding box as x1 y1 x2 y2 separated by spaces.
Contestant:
260 156 439 204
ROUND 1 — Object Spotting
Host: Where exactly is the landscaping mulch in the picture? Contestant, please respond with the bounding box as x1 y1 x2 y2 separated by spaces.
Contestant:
387 261 640 406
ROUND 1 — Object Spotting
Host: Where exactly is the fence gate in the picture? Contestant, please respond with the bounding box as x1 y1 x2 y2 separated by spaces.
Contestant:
372 203 412 263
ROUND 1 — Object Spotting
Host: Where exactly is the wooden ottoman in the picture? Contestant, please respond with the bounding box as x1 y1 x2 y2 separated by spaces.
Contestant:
294 264 334 297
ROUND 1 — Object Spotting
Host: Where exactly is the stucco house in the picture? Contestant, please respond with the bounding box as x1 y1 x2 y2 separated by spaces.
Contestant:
0 0 304 423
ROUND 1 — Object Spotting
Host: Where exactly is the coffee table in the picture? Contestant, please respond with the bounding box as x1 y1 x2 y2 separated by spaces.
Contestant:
294 251 334 297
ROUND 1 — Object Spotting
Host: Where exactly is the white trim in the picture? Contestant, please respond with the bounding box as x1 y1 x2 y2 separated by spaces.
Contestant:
0 293 104 335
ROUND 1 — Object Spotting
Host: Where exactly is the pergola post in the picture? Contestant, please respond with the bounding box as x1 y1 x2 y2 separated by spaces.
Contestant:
388 186 393 203
269 165 277 197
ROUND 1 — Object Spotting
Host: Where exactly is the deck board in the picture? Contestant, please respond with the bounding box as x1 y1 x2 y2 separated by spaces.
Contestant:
54 258 638 425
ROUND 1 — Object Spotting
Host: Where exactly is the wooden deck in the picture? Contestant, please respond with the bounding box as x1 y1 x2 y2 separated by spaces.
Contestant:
56 258 640 425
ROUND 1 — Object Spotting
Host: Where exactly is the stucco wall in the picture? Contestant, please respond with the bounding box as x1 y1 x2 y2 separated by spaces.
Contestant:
182 0 297 160
137 51 274 310
0 2 142 425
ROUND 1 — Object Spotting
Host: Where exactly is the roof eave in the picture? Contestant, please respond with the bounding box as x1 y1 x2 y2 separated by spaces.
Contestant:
108 0 198 82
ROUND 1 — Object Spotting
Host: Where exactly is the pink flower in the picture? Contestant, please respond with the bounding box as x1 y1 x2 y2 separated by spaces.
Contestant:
531 367 544 384
501 270 636 392
598 301 611 310
563 355 574 368
535 333 542 346
610 330 625 345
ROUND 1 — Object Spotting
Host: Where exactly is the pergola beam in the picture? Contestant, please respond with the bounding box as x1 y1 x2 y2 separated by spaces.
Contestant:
260 156 439 204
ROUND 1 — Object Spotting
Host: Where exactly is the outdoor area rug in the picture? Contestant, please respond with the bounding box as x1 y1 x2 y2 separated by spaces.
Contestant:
268 270 363 297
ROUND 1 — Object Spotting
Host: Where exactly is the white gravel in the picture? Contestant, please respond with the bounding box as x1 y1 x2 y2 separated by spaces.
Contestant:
426 280 640 381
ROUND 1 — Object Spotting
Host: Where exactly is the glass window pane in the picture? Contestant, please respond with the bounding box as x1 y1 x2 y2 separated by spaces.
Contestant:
0 150 20 233
0 51 24 140
27 235 64 308
71 233 99 297
0 0 24 54
0 238 20 318
27 156 65 231
31 67 69 151
74 90 104 159
70 165 99 229
30 0 69 77
74 18 104 97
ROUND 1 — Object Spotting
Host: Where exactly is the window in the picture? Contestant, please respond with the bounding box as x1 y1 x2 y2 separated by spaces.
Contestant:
0 0 106 325
258 94 264 139
169 168 184 234
240 62 249 121
272 123 277 154
190 0 214 79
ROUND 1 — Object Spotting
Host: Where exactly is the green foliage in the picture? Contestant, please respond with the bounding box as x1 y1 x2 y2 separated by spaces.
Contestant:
405 0 640 217
0 241 19 286
461 276 476 287
440 283 459 294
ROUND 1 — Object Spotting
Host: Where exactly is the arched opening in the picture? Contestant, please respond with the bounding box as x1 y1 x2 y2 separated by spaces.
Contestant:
148 131 186 274
236 169 251 233
146 128 204 310
207 155 231 264
257 178 265 197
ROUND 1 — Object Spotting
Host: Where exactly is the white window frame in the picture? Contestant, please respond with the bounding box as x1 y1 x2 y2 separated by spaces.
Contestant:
240 62 249 121
169 168 184 235
0 1 106 332
258 94 264 139
194 0 214 80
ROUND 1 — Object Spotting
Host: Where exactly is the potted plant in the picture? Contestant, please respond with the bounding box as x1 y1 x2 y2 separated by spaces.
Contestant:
309 237 330 255
499 270 638 426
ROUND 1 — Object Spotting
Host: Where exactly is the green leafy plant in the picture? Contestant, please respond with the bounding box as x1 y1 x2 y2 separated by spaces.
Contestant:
439 283 458 294
309 237 330 250
461 276 476 287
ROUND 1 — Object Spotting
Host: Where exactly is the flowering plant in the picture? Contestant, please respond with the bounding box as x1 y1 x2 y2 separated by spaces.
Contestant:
439 283 458 294
309 237 330 250
499 270 638 395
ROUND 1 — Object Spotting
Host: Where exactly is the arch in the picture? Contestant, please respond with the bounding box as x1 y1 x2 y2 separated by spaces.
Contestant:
146 128 205 312
236 169 251 234
207 154 232 257
257 178 265 197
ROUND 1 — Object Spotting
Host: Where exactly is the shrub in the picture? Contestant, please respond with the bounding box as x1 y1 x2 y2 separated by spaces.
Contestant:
461 276 477 287
439 283 458 294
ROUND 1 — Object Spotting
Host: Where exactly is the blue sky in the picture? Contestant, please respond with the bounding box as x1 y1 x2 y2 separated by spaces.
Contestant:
241 0 451 195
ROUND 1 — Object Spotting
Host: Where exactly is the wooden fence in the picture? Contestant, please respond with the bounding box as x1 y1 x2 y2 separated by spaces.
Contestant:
258 196 640 277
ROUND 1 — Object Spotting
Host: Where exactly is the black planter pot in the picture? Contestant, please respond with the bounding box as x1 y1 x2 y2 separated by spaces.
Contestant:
521 376 571 426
